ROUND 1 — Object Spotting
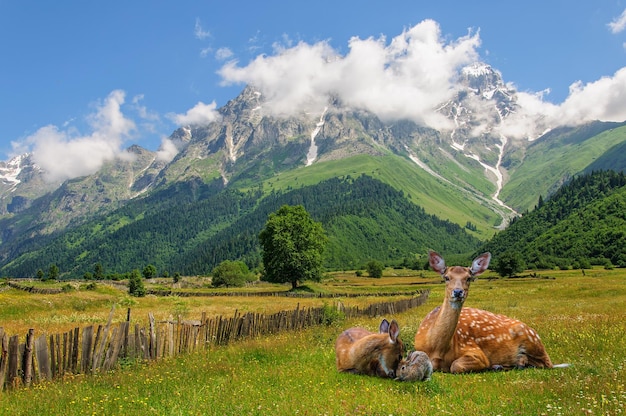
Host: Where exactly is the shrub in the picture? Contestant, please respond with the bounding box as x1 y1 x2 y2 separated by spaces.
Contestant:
211 260 255 287
366 260 384 278
321 302 345 326
128 269 146 297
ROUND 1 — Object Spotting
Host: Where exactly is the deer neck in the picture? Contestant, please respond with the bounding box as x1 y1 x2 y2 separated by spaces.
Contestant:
429 299 463 352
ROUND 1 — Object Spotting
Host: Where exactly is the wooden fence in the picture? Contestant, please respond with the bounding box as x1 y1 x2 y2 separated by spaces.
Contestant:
0 290 429 391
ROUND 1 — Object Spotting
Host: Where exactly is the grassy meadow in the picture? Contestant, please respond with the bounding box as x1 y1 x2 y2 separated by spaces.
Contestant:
0 267 625 415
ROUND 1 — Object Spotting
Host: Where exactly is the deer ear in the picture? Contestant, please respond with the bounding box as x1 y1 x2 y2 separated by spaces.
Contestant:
470 252 491 276
388 320 400 343
428 250 446 274
379 318 390 334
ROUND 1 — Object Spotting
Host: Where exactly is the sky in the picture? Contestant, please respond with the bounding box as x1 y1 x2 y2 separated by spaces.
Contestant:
1 1 626 182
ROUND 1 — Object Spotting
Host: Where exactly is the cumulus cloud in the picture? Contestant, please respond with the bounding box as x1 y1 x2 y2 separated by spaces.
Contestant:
156 137 181 162
218 19 626 140
500 67 626 139
169 101 221 126
608 8 626 34
218 20 480 129
22 90 136 182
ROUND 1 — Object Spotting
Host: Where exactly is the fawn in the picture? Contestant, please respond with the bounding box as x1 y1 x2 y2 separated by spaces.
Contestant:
413 251 566 373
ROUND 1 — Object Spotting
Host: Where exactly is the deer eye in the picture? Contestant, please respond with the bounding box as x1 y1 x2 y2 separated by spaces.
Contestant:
443 274 450 281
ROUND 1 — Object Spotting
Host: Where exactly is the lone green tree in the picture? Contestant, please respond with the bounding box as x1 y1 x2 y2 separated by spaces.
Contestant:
258 205 327 289
211 260 255 287
366 260 384 278
48 264 59 281
128 269 146 297
94 263 104 280
142 264 157 279
495 251 526 278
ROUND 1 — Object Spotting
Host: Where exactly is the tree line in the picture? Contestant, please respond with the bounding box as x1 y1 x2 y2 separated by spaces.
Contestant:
1 174 479 279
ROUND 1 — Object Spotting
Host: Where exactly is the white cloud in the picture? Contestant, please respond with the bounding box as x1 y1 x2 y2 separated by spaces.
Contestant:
608 8 626 34
169 101 222 126
218 19 626 140
219 20 480 128
156 137 181 162
194 18 211 40
559 67 626 122
21 90 136 182
498 67 626 139
215 47 234 61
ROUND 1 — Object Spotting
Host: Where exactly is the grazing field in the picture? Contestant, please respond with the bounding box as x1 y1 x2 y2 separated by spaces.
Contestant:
1 267 625 415
0 273 430 335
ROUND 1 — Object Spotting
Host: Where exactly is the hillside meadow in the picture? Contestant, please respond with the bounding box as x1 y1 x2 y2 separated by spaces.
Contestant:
0 267 625 415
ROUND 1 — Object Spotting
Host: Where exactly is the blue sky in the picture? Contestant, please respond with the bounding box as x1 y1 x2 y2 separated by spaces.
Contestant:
1 1 626 180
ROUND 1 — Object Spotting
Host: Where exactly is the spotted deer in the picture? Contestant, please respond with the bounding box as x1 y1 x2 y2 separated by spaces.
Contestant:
335 318 404 378
413 250 566 374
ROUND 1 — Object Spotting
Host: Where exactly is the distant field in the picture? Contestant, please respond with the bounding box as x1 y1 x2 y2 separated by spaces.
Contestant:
1 267 625 415
0 271 435 335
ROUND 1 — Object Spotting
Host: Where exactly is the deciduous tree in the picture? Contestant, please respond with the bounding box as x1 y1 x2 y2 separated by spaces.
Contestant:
259 205 327 289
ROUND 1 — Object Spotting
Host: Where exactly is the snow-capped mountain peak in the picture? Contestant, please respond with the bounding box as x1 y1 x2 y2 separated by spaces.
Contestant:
0 153 30 187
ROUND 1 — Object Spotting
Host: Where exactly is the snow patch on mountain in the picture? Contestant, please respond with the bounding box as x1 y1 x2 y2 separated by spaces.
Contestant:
463 135 518 219
462 62 493 78
0 154 31 190
405 147 452 184
306 107 327 166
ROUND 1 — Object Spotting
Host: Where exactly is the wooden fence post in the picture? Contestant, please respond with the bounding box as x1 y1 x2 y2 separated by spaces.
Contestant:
149 313 156 360
123 308 131 358
81 326 94 373
22 329 34 386
0 329 7 391
7 335 19 389
34 334 51 381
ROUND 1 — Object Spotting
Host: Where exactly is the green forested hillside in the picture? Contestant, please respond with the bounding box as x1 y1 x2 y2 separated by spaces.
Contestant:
0 175 480 278
500 122 626 211
480 170 626 268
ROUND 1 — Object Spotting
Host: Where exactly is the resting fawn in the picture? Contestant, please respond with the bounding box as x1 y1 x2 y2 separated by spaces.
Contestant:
413 251 565 374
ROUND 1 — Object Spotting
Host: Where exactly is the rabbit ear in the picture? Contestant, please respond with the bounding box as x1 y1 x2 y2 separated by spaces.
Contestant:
408 351 420 364
378 318 390 333
388 320 400 343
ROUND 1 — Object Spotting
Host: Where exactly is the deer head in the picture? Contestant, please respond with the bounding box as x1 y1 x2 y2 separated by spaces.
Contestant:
429 250 491 309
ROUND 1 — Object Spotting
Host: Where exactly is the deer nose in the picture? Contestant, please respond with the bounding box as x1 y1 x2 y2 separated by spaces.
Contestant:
452 289 464 298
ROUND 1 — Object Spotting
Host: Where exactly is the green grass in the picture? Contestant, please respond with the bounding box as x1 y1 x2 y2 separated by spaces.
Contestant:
1 268 625 415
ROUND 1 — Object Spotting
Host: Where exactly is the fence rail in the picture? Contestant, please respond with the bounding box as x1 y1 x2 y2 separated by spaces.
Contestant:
0 290 429 391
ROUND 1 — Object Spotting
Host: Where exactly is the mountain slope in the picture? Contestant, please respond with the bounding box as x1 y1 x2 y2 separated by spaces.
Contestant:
480 170 626 268
500 122 626 211
0 175 480 278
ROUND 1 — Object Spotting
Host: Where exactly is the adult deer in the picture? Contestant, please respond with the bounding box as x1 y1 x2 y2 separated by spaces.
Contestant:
335 318 404 378
414 250 563 374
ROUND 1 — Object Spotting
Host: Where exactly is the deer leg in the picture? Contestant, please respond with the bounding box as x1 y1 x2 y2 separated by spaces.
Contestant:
450 351 490 374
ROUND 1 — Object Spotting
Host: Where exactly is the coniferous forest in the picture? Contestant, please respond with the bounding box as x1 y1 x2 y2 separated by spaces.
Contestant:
0 175 479 279
479 170 626 269
1 170 624 279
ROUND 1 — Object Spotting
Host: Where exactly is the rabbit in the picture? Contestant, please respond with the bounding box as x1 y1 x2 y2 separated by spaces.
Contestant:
395 350 433 381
